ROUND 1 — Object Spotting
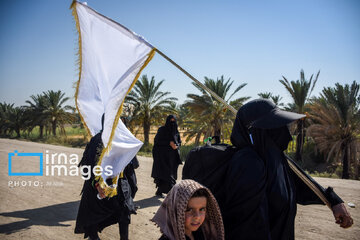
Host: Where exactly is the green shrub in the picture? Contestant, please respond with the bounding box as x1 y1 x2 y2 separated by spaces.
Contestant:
136 143 197 160
67 137 88 148
139 143 153 153
335 165 343 178
180 144 197 162
287 139 327 169
308 170 339 179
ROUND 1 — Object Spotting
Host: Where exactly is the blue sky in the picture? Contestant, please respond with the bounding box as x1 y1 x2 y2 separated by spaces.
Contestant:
0 0 359 107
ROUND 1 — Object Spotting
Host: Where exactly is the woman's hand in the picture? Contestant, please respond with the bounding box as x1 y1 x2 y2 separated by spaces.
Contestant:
332 203 353 228
95 182 106 199
170 141 178 150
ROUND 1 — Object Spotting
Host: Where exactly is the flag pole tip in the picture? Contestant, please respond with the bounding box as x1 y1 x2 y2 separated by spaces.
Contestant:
70 0 76 9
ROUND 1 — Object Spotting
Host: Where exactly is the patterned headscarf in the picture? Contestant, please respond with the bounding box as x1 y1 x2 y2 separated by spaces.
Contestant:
152 179 224 240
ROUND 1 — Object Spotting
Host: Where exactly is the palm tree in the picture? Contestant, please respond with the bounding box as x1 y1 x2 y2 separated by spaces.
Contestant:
279 69 320 163
307 81 360 179
43 90 74 136
125 75 177 145
258 92 284 107
182 115 212 144
7 106 26 138
184 75 249 143
175 104 189 130
0 102 14 136
25 94 48 138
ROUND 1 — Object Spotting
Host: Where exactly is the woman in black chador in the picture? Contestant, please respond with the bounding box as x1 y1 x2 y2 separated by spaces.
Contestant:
220 99 353 240
151 115 182 197
75 115 139 240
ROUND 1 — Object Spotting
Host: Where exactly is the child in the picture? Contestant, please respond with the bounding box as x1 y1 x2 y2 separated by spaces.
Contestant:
152 179 224 240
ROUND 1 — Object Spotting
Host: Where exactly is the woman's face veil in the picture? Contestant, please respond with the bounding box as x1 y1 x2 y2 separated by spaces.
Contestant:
165 115 178 135
266 126 293 151
231 99 305 150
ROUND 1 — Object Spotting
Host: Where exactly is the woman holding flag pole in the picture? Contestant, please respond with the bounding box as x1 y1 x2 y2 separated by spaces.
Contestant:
219 99 353 239
74 115 139 240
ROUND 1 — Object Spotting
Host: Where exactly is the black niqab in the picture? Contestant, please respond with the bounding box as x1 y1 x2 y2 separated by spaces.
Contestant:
165 115 179 144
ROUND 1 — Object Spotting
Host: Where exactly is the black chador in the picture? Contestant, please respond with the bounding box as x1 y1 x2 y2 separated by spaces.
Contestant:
151 115 182 196
220 99 344 240
74 129 139 240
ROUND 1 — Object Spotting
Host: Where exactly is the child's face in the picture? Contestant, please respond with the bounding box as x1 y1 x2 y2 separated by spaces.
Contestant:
185 196 207 236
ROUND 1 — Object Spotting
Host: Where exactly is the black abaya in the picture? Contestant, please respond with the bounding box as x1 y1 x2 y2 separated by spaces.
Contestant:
74 132 138 239
151 115 181 194
219 111 343 240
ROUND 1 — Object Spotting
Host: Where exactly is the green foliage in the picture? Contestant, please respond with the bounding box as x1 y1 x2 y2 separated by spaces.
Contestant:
39 135 87 148
335 165 344 179
289 139 342 179
24 94 48 138
0 90 76 139
307 81 360 179
258 92 284 107
65 125 87 136
0 103 14 132
125 75 177 144
1 78 359 180
183 76 249 144
139 142 153 153
42 90 75 136
279 69 320 163
279 69 320 113
308 171 340 179
287 138 325 168
137 142 197 163
180 144 197 162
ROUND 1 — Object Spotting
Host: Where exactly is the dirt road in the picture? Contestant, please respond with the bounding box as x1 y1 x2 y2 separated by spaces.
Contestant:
0 138 359 239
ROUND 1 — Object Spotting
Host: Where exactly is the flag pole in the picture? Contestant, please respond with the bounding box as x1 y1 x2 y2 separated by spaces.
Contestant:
154 49 237 114
154 48 331 209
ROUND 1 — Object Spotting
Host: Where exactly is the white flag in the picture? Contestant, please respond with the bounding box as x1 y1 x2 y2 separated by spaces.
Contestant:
72 1 155 196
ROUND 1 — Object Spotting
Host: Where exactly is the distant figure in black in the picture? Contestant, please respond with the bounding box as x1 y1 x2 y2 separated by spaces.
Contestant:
75 114 139 240
151 115 182 197
219 99 353 240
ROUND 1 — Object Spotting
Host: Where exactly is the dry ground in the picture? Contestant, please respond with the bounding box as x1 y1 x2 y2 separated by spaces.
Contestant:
0 138 359 239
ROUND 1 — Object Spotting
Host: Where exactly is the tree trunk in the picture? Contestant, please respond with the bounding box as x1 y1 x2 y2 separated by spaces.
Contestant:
355 157 359 180
16 128 21 138
342 144 350 179
214 128 221 138
39 125 44 138
143 117 150 145
195 132 201 145
213 119 222 139
354 146 359 180
52 120 57 136
295 119 304 163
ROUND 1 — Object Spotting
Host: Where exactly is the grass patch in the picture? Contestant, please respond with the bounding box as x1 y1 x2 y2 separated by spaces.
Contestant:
2 126 89 148
307 171 340 179
137 151 153 157
137 143 153 157
36 135 88 148
136 142 198 161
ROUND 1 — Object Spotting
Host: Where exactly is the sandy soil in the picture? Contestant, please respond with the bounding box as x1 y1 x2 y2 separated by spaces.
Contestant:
0 138 359 239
